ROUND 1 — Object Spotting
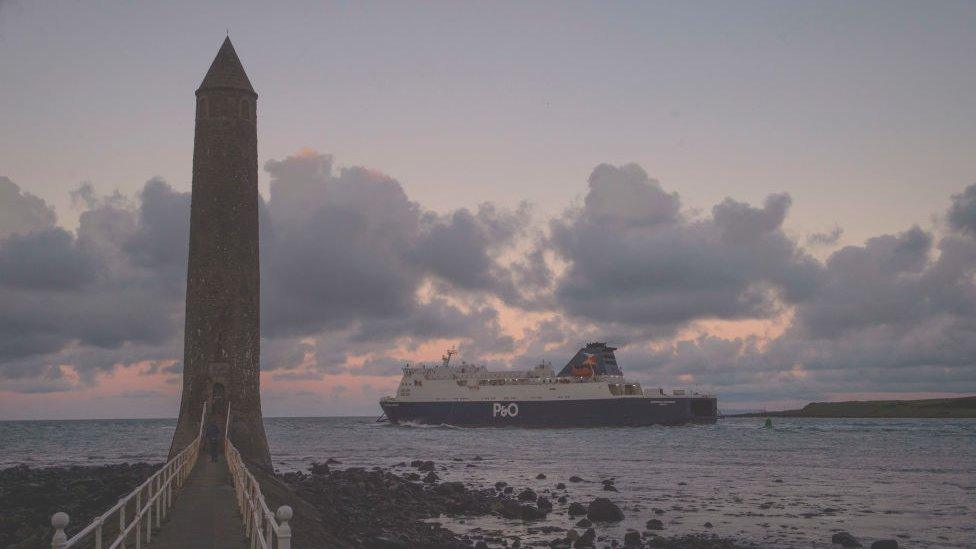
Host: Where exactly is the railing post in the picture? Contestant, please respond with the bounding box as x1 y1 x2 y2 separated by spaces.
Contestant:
94 515 103 549
119 498 126 549
252 507 261 548
135 490 141 549
276 506 293 549
155 475 161 528
51 512 68 549
166 469 172 517
146 482 152 543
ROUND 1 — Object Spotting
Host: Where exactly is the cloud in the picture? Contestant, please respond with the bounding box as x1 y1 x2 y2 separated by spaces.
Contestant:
0 182 185 368
3 157 976 406
547 163 821 333
608 224 976 399
1 151 523 391
0 176 56 238
947 183 976 237
409 202 531 302
261 150 523 355
807 226 843 247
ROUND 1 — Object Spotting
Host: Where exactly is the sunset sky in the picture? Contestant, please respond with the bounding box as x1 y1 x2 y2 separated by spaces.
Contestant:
2 1 976 419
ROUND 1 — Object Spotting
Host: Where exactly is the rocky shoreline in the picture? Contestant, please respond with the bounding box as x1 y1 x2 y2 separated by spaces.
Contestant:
280 458 754 548
1 461 901 549
0 463 160 549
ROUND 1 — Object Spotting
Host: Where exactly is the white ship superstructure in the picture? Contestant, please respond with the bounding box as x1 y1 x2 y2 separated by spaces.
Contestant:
392 351 686 403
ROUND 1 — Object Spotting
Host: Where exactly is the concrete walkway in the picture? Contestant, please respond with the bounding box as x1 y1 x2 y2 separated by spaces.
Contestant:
150 456 248 549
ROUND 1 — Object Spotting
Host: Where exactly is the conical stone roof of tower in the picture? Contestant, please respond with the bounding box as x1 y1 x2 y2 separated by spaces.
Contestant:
197 37 256 97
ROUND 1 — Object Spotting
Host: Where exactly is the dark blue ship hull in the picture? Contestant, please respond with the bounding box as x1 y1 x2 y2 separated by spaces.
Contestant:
380 397 717 427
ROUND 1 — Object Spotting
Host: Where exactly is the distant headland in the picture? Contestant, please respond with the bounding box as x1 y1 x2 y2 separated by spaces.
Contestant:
729 396 976 418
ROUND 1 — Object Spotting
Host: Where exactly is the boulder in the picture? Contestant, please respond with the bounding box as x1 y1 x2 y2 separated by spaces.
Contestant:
603 484 618 492
536 473 547 479
496 499 547 521
521 505 547 520
556 482 567 490
569 475 585 483
537 497 553 511
568 502 587 516
575 518 592 528
574 528 596 548
432 481 465 495
623 531 641 547
831 532 863 547
518 488 538 502
309 462 330 475
495 481 508 490
870 542 898 549
645 519 664 530
422 471 439 483
586 498 624 522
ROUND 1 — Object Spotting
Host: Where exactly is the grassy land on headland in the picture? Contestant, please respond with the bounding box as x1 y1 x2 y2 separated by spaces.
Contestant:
729 396 976 418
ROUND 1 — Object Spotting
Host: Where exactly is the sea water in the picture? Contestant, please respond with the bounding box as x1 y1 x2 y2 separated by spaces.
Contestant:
1 417 973 547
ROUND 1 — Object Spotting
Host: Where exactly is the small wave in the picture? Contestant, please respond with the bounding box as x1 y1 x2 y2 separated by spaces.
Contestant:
389 421 467 430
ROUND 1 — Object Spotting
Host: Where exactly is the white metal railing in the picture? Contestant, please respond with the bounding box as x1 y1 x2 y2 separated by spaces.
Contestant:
224 405 292 549
50 407 207 549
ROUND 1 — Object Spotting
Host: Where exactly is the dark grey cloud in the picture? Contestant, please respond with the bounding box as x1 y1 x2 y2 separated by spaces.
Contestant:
0 176 56 238
410 202 531 302
4 157 976 404
807 226 843 247
796 226 935 338
2 151 524 390
589 225 976 399
0 228 96 290
0 182 185 367
261 151 524 349
548 163 821 332
947 183 976 236
124 178 190 287
262 154 421 337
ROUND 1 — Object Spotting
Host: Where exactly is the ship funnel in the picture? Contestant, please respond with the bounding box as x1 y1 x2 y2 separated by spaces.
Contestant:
556 342 622 377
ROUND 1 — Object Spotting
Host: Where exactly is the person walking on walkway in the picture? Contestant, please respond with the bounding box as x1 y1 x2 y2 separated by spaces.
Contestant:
205 422 221 462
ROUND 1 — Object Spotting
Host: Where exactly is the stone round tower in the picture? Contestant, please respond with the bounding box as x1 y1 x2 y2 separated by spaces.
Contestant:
169 37 272 470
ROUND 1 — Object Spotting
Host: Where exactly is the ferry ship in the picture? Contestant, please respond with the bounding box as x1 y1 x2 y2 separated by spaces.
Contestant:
379 343 717 427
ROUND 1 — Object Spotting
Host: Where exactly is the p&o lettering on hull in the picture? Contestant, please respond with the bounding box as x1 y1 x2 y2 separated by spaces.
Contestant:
492 402 519 418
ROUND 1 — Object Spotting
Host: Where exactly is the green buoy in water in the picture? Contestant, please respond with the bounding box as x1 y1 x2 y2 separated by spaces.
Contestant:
763 417 773 429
